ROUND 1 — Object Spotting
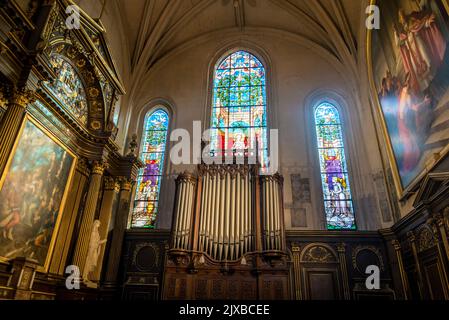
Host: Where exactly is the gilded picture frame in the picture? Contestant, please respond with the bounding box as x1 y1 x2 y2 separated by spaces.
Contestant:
367 0 449 197
0 114 77 273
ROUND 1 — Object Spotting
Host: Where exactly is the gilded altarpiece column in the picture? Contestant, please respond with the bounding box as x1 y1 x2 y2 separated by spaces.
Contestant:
92 177 120 282
49 159 90 275
0 89 34 177
104 178 134 285
72 161 107 277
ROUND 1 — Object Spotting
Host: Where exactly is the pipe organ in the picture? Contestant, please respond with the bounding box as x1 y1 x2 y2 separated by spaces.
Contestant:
199 164 254 261
164 160 290 300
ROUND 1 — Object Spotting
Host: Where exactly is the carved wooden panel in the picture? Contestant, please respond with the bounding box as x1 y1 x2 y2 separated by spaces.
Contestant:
423 262 446 300
305 269 339 300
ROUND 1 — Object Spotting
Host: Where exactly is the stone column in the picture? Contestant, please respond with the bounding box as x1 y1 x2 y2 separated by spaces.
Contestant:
72 160 107 277
92 176 120 282
0 88 34 176
104 178 134 285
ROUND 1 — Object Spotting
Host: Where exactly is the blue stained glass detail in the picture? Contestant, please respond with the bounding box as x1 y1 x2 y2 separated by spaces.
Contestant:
210 50 268 167
314 102 356 230
132 109 169 228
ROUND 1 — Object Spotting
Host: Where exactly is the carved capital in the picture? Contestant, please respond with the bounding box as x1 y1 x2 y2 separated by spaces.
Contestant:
92 160 108 175
119 177 134 192
391 239 401 251
426 217 441 237
406 231 416 243
291 243 301 253
0 88 7 108
9 88 35 107
337 243 346 253
443 207 449 228
104 176 120 191
76 158 90 176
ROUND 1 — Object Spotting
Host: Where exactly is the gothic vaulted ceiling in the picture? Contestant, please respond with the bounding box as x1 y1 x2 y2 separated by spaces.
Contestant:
75 0 369 102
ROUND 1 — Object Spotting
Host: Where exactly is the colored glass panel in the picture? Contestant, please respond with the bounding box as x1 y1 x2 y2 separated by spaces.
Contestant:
46 54 88 125
211 50 268 167
314 102 356 230
131 109 169 228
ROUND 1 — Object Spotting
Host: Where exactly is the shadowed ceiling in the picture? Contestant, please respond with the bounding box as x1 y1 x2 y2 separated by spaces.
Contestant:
75 0 369 105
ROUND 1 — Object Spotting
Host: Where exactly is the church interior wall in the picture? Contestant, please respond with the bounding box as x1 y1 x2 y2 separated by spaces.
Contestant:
0 0 448 301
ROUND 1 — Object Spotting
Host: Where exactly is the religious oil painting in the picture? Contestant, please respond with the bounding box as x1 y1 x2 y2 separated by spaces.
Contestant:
46 53 89 125
0 118 75 267
371 0 449 189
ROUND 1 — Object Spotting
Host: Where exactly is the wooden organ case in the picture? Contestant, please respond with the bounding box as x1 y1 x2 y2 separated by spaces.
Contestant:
163 158 290 300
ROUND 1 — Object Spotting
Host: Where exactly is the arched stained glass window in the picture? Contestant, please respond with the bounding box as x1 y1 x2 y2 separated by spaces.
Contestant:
210 50 268 167
131 109 170 228
314 102 356 230
47 53 88 125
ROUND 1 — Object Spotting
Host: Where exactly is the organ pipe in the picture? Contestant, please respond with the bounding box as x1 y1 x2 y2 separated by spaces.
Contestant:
171 164 285 261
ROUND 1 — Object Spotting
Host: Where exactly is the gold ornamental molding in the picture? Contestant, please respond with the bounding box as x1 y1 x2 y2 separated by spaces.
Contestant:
10 88 36 107
91 160 108 175
76 158 90 176
119 177 134 192
104 176 120 191
0 88 7 108
0 87 36 108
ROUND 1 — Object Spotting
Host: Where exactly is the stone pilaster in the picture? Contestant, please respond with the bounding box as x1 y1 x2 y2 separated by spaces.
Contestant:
92 176 120 282
8 257 38 300
392 239 409 300
72 160 107 277
104 178 134 285
291 244 302 300
337 243 351 300
0 88 34 176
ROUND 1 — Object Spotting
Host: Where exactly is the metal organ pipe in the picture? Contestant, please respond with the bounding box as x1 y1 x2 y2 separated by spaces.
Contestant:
173 174 195 250
274 177 281 249
175 182 185 249
173 165 284 261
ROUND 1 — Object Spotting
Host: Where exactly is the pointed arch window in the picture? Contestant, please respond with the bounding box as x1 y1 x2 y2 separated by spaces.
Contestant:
314 102 356 230
210 50 268 167
131 109 170 228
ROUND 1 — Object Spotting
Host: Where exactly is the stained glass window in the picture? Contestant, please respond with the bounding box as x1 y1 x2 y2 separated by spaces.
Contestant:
210 50 268 167
46 54 88 125
131 109 170 228
314 102 356 230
